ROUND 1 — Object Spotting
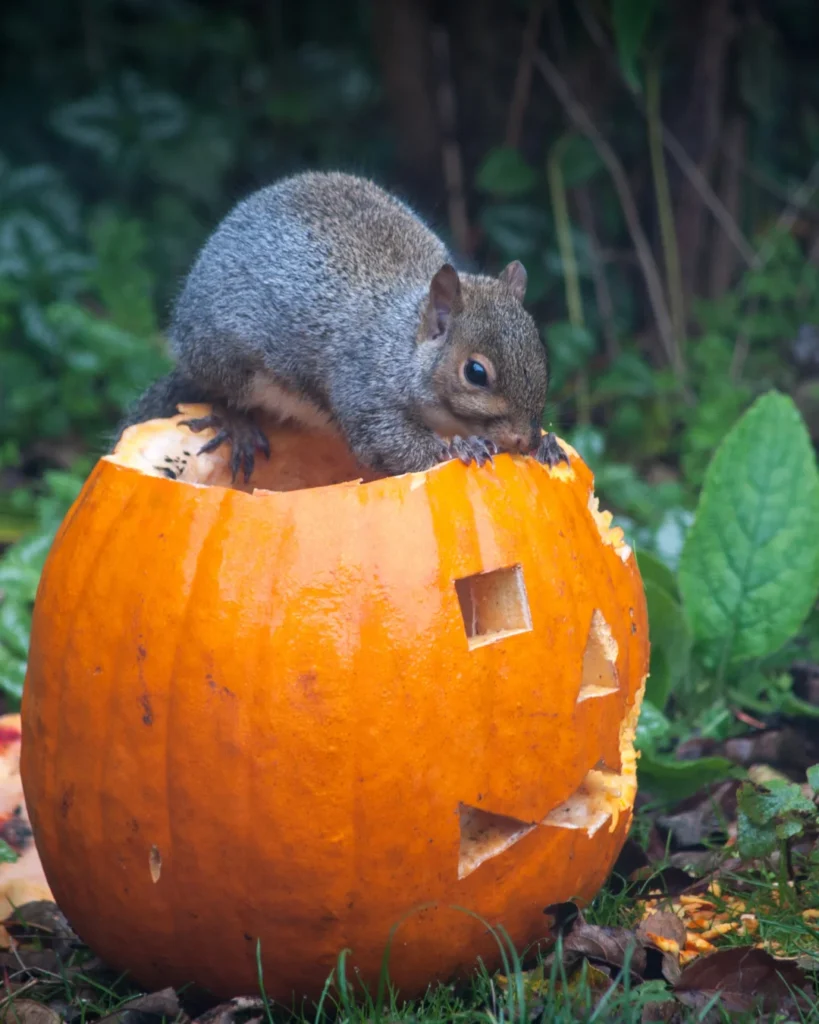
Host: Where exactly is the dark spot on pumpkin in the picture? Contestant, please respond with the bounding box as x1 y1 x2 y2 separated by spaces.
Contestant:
298 670 319 698
130 818 140 833
244 933 253 942
137 644 147 661
93 665 102 675
139 692 154 726
631 622 637 634
60 785 75 818
206 674 234 699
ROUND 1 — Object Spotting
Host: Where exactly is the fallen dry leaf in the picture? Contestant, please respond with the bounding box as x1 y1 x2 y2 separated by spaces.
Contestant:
655 782 738 849
636 911 686 984
0 948 63 975
560 923 648 979
95 987 186 1024
673 946 812 1014
640 1000 683 1023
0 998 61 1024
193 997 265 1024
0 715 53 947
3 901 77 956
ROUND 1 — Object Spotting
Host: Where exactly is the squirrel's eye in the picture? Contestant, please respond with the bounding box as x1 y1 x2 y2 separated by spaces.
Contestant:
464 360 489 387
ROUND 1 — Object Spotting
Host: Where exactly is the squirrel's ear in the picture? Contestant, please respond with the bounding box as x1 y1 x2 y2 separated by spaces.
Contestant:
499 260 527 302
425 264 463 339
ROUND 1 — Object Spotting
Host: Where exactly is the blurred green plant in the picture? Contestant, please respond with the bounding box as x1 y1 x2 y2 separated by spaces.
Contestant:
633 393 819 801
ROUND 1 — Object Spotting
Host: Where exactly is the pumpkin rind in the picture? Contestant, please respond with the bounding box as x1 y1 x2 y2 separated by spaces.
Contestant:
21 413 648 1002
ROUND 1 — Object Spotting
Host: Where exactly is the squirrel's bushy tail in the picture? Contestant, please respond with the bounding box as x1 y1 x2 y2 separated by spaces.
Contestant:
111 369 212 450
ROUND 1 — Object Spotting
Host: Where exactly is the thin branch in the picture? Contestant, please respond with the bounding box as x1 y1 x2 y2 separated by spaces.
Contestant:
574 186 619 358
534 50 684 376
430 27 472 258
660 127 755 266
647 59 686 348
753 158 819 268
547 136 584 328
505 0 547 149
720 147 819 220
575 0 755 268
709 115 745 297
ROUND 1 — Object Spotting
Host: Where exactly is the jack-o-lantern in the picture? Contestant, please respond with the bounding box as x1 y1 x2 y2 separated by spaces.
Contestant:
21 407 648 1003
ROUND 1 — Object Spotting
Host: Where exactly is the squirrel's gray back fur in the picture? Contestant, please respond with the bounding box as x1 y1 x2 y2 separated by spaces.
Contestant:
170 171 450 417
120 170 555 476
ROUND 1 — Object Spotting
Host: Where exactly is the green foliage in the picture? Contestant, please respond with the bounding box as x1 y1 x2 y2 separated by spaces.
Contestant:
636 394 819 801
678 393 819 671
611 0 658 91
0 157 170 449
0 469 86 701
476 148 538 198
642 579 690 710
0 841 19 864
736 768 819 862
636 751 738 802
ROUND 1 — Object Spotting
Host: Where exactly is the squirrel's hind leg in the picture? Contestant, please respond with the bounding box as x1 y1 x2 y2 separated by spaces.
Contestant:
115 369 270 484
180 407 271 484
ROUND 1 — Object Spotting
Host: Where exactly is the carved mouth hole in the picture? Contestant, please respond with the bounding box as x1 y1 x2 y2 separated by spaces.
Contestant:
541 766 624 838
457 803 536 879
454 564 532 649
577 609 620 702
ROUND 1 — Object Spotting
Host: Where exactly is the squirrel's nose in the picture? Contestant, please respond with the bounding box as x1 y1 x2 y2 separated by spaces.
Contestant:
505 432 530 453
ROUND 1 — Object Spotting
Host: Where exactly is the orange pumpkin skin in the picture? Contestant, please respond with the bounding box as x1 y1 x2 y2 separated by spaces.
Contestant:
21 411 648 1003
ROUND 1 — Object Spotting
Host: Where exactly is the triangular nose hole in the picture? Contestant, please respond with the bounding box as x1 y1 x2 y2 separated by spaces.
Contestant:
577 609 619 702
457 803 536 879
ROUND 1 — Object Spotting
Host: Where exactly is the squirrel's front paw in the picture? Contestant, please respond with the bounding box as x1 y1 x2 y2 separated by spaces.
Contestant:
180 408 271 483
439 435 498 468
535 432 570 468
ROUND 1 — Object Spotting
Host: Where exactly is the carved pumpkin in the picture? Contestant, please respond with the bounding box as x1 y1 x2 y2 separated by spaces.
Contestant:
21 406 648 1002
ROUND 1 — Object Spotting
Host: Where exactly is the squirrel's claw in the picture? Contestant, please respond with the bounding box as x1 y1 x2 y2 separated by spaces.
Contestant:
180 409 271 484
443 435 498 468
535 432 570 468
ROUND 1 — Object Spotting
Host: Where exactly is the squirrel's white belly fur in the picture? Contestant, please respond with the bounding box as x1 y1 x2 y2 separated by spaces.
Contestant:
247 372 334 430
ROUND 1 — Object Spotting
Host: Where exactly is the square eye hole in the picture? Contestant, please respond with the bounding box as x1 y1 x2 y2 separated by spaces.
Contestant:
454 564 532 650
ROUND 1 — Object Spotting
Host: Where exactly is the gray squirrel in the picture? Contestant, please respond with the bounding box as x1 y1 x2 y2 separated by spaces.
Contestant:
118 170 568 480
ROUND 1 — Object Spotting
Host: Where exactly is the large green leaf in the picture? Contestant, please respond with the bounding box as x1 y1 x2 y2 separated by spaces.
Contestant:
678 393 819 669
636 549 679 600
637 751 737 802
644 580 691 710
